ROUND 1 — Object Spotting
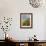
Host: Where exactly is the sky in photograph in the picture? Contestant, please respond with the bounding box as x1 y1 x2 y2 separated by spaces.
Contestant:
21 14 31 20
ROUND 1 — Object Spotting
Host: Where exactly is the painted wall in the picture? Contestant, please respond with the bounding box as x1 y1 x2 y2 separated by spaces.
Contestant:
0 0 46 40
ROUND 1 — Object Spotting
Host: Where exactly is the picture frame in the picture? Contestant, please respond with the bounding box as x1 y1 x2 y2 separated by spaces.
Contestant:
20 13 33 28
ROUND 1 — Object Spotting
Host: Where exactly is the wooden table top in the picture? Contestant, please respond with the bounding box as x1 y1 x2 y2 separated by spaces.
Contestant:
6 39 46 43
12 40 46 43
0 39 46 43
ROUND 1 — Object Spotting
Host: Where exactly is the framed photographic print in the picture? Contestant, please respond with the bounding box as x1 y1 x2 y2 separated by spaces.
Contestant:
20 13 33 28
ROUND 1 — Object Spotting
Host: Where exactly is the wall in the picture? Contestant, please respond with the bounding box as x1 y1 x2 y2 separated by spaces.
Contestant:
0 0 46 40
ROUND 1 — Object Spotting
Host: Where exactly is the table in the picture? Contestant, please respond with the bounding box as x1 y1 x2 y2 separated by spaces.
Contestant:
5 39 46 46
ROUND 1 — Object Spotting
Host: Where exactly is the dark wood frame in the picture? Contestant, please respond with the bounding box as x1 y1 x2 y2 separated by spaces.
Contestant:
20 13 33 29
